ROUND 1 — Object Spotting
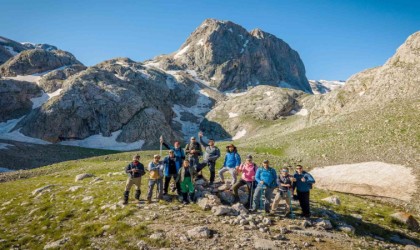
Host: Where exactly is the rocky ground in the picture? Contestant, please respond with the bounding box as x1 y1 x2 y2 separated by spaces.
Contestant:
0 151 419 250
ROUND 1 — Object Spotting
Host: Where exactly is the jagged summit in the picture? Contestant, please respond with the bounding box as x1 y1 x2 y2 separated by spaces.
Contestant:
152 19 312 93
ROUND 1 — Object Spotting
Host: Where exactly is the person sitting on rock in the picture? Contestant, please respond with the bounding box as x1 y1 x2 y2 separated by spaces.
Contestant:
160 138 185 171
185 136 203 169
292 165 315 218
147 155 164 203
196 131 221 185
176 160 197 204
271 167 293 215
162 150 181 196
218 144 241 184
232 154 257 208
123 154 145 205
250 160 278 213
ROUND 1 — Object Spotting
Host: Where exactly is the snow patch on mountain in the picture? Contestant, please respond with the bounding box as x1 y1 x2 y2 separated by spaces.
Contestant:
174 45 190 59
309 80 345 94
30 89 62 109
232 129 246 140
3 46 18 56
59 130 144 151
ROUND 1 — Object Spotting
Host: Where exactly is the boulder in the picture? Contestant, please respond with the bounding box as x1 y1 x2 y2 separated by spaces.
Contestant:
314 219 333 230
211 205 237 216
44 237 69 249
32 185 54 196
337 224 356 234
68 186 82 192
232 203 248 215
390 212 419 232
149 232 165 240
322 196 341 205
136 240 149 250
254 238 277 250
186 226 211 239
75 173 94 182
218 190 235 204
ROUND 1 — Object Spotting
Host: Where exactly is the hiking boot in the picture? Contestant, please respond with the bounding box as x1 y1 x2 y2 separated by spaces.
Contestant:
181 192 189 205
123 191 129 205
189 192 195 203
135 190 141 200
146 198 152 204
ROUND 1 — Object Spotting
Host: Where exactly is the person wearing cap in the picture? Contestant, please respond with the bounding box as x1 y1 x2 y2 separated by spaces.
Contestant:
250 160 278 213
176 159 198 204
292 165 315 218
197 131 221 185
271 167 293 214
218 144 241 184
185 136 203 168
163 150 181 196
147 155 164 203
160 138 185 169
232 154 258 208
123 154 146 205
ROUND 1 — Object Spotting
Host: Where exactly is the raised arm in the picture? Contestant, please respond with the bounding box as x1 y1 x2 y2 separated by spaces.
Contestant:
199 137 209 147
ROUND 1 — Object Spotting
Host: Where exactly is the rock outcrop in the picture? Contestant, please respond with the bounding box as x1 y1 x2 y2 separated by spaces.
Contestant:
0 49 82 77
0 79 42 122
152 18 312 93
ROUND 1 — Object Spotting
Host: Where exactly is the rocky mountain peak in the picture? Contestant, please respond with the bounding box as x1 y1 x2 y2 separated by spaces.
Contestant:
153 19 311 93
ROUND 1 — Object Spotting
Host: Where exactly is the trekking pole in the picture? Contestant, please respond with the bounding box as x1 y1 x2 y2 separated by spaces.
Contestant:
287 189 295 219
249 182 254 209
159 135 163 156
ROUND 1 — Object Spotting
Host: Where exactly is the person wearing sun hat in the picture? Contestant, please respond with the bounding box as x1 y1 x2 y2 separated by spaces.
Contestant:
218 143 241 184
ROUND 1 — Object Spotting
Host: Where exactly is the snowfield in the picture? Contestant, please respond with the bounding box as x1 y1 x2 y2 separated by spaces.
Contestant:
310 162 417 202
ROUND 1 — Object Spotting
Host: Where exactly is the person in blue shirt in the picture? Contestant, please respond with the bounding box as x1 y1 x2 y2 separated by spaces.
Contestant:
250 160 278 213
162 150 182 196
292 165 315 218
218 144 241 184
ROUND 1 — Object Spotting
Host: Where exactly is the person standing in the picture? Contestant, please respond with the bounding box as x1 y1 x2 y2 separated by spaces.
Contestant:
197 131 221 185
163 150 181 196
123 154 145 205
218 144 241 184
147 155 164 203
176 160 198 204
292 165 315 218
185 136 202 168
232 155 257 208
160 138 185 170
251 160 278 213
271 167 293 215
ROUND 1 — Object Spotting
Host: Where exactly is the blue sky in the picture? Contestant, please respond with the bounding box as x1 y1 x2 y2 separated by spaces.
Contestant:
0 0 419 80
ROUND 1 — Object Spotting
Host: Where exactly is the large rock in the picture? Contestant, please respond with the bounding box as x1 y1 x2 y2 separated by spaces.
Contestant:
0 49 82 77
0 79 42 122
390 212 419 232
322 196 341 205
211 205 237 216
231 203 248 215
254 238 277 250
43 237 69 249
197 194 221 211
75 173 94 182
152 18 312 93
32 185 54 196
218 190 235 204
186 226 211 239
314 218 333 230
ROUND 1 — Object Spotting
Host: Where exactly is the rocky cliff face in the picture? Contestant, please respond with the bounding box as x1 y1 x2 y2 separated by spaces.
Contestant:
0 79 42 122
152 19 312 93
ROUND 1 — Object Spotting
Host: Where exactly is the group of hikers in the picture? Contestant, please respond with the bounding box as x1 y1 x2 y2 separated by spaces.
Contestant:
123 132 316 218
